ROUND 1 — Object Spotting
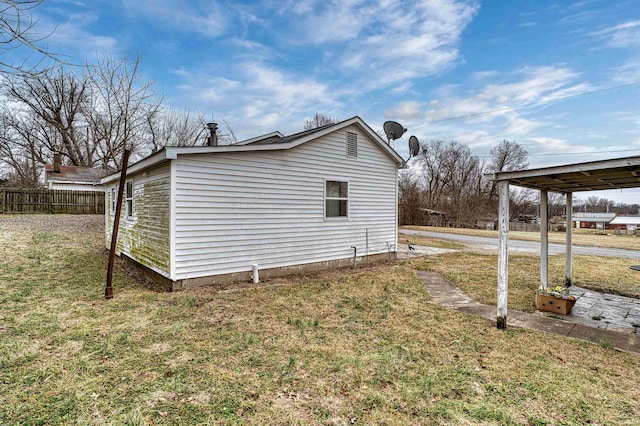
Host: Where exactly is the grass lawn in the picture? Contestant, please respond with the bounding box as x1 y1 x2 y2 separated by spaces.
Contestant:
1 215 639 425
403 225 640 251
411 252 640 312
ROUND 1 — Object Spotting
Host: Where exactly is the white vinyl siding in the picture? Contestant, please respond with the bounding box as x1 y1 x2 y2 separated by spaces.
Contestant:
173 124 398 281
105 164 171 277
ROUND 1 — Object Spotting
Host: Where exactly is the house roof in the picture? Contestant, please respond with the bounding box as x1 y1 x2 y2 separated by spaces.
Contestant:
419 208 447 215
101 116 405 184
240 124 336 145
572 212 616 222
610 216 640 225
234 131 285 146
488 155 640 193
45 164 104 184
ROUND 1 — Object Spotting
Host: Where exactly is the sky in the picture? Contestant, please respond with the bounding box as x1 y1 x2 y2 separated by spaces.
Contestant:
8 0 640 203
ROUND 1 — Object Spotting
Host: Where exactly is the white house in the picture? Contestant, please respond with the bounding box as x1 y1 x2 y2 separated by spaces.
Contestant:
101 116 404 291
571 212 616 229
44 161 104 192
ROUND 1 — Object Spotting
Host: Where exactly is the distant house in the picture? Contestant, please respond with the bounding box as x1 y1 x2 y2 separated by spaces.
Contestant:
609 216 640 232
101 116 404 291
44 153 104 192
571 212 616 229
419 208 448 227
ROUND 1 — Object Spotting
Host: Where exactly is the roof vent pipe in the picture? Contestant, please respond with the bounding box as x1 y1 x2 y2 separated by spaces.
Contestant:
206 122 218 146
53 152 62 173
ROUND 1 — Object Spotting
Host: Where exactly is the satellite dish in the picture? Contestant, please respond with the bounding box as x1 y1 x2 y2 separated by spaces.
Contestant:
408 135 420 157
383 121 407 142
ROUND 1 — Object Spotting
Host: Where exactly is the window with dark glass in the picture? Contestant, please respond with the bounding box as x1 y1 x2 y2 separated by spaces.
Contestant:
125 181 133 218
110 187 117 215
325 180 348 218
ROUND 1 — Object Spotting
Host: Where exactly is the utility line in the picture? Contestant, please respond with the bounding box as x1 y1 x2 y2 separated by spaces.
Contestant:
410 81 640 128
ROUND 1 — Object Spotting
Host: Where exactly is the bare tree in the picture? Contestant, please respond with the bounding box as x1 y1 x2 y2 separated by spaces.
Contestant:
0 118 42 186
3 66 92 166
416 139 456 211
488 139 528 201
0 54 238 184
87 55 162 170
145 108 208 153
398 170 422 225
218 117 238 145
0 0 60 75
303 112 338 130
490 140 528 172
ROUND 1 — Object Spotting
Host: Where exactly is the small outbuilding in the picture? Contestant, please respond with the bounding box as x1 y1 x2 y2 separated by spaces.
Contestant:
609 216 640 232
44 153 105 192
101 116 404 290
571 212 616 229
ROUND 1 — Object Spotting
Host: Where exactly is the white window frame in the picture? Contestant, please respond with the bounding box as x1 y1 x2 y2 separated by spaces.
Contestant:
125 180 134 219
324 179 349 220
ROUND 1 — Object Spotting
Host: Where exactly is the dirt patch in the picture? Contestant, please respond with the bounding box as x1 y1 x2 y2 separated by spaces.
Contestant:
0 214 104 233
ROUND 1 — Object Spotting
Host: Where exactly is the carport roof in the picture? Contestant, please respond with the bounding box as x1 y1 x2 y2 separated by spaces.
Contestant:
488 155 640 193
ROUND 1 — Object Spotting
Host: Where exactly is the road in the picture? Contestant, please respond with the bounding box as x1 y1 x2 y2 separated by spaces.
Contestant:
399 229 640 259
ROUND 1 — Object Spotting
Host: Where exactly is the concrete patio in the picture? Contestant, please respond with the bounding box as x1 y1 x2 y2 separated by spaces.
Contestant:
557 285 640 334
416 270 640 354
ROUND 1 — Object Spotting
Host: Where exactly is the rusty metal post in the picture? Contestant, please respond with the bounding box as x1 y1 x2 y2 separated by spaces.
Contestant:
105 149 131 299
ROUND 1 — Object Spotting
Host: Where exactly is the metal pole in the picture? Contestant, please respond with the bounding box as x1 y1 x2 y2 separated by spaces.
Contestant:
366 228 369 264
351 246 357 269
105 149 131 299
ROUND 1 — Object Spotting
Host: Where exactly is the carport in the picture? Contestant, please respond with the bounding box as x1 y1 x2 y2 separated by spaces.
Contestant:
488 155 640 329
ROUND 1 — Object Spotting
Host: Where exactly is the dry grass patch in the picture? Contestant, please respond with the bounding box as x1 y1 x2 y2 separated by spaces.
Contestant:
404 225 640 251
398 234 466 251
1 215 639 425
412 252 640 312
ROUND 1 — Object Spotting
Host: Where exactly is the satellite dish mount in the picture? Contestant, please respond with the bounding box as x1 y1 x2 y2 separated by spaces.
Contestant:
383 121 407 146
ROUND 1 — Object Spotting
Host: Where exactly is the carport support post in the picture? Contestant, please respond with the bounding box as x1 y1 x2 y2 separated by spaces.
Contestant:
497 180 509 329
540 190 548 290
565 192 573 286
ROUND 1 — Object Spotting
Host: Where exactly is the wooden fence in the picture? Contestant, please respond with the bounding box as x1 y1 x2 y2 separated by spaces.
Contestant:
0 188 105 214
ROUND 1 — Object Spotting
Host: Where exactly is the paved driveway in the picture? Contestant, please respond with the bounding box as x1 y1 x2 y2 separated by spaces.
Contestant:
400 228 640 259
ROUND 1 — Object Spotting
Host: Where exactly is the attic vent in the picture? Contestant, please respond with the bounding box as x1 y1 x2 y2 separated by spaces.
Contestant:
346 131 357 158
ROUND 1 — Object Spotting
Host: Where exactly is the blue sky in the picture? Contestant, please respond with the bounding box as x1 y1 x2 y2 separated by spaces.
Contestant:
12 0 640 202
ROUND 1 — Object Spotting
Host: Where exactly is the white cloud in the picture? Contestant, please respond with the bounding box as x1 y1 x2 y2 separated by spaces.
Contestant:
284 0 479 88
610 60 640 84
171 61 339 138
472 70 499 80
384 101 421 120
590 20 640 48
122 0 227 38
40 12 119 57
423 66 590 136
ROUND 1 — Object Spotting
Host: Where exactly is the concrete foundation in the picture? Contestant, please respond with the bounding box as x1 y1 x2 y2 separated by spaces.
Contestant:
121 252 394 292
